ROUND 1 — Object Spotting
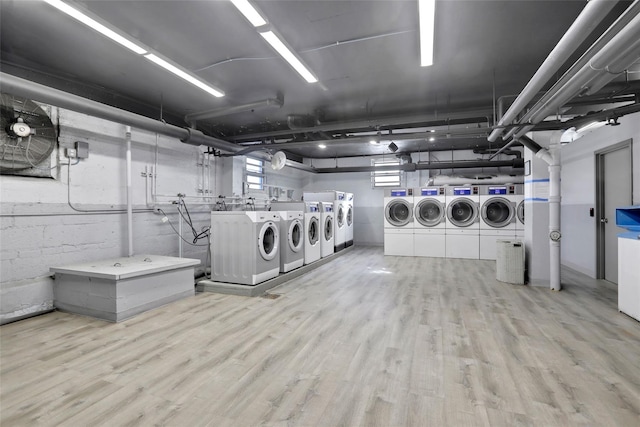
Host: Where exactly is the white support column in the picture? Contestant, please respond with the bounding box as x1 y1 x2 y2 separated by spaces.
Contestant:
125 126 134 257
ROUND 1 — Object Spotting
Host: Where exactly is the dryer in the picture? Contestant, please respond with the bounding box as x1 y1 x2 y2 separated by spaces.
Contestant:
479 185 517 260
210 211 280 285
515 184 525 240
277 211 304 272
271 201 321 264
319 202 335 258
303 191 347 252
445 186 480 259
384 188 414 256
413 186 446 258
345 192 354 247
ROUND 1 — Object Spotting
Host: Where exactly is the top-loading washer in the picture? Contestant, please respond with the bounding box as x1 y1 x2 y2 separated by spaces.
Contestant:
383 188 414 256
271 201 321 264
479 185 517 260
319 202 335 257
277 211 304 272
413 186 446 258
345 192 354 247
210 211 280 285
303 191 347 252
445 186 480 259
515 184 525 239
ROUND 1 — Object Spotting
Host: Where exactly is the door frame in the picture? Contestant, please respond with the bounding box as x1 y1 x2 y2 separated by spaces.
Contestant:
594 139 633 280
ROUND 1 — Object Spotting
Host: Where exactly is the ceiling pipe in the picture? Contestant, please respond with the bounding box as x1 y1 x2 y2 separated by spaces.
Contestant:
503 0 640 141
0 72 316 174
313 159 523 173
228 108 494 142
184 97 283 124
488 0 619 143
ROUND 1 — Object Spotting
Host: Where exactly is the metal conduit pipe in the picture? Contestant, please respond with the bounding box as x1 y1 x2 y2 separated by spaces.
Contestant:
503 0 640 141
184 97 283 124
0 72 316 173
313 159 523 173
488 0 618 142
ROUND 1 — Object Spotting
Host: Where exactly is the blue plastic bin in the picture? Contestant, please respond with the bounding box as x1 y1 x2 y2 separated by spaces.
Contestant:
616 205 640 233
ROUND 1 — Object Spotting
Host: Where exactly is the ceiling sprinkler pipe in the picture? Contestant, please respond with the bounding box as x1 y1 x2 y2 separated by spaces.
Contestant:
488 0 618 142
313 159 522 173
185 97 283 123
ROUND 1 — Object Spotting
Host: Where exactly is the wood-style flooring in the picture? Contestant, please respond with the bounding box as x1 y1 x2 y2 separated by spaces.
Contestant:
1 246 639 426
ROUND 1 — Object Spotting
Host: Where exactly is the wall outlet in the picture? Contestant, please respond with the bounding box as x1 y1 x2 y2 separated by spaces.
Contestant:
66 148 77 158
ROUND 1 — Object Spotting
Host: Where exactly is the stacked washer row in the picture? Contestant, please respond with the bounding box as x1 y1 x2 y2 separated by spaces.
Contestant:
383 185 524 259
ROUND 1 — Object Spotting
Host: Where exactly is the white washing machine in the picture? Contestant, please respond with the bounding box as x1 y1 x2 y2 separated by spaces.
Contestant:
515 184 525 240
413 186 446 258
277 211 304 272
319 202 335 258
303 191 347 252
445 186 480 259
384 188 414 256
479 185 517 260
271 201 321 264
210 211 280 285
345 192 354 247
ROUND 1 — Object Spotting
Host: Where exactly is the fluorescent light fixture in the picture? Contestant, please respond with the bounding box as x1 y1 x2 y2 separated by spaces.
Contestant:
260 31 318 83
418 0 436 67
42 0 147 55
145 54 225 97
318 144 327 149
429 137 435 142
230 0 267 27
577 120 606 133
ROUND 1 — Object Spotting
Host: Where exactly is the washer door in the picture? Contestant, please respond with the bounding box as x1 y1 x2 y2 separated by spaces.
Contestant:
385 199 413 227
347 205 353 226
481 197 515 228
324 215 333 242
517 200 525 225
337 205 345 228
307 216 319 246
259 221 279 261
289 219 303 253
447 198 478 227
415 198 444 227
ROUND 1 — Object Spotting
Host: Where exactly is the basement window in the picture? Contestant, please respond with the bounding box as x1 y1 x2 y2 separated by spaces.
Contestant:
245 157 265 190
371 158 403 188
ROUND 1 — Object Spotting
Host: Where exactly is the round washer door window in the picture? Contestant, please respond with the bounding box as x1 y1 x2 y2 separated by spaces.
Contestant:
415 199 444 227
347 206 353 226
258 221 279 261
481 197 515 228
337 205 345 228
307 217 319 246
385 200 412 227
324 215 333 242
447 198 478 227
517 200 525 225
289 219 303 253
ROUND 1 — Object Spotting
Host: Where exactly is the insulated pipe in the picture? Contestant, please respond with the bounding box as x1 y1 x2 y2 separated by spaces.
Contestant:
0 73 315 173
125 126 134 257
313 159 523 173
547 133 562 291
488 0 618 142
184 98 283 124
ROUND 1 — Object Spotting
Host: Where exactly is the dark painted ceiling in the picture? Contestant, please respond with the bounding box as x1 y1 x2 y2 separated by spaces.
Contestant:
0 0 634 159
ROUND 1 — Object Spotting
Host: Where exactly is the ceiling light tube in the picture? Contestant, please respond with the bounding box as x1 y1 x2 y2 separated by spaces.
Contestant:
145 54 225 97
260 30 318 83
230 0 267 27
418 0 436 67
42 0 147 55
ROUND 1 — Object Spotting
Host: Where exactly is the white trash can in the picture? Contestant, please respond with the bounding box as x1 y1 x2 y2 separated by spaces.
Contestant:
496 240 525 285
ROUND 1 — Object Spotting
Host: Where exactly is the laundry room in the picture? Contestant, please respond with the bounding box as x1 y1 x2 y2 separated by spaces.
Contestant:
1 0 640 425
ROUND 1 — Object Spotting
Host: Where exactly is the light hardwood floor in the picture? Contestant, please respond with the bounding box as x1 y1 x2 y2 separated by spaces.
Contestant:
1 246 639 426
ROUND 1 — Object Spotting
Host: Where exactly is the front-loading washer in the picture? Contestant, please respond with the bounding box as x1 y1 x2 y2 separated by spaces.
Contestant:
383 188 414 256
345 192 354 247
210 211 280 285
479 185 517 260
413 186 446 258
515 184 524 240
277 211 304 272
319 202 335 257
445 186 480 259
303 191 347 252
271 201 321 264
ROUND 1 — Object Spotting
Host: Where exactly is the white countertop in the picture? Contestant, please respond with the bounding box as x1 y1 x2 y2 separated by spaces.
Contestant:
50 255 200 280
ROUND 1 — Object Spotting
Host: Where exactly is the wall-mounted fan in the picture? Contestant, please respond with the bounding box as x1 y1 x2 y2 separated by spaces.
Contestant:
1 93 57 174
270 150 287 170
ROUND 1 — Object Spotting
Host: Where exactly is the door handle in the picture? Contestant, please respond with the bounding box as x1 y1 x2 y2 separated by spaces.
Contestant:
600 218 608 224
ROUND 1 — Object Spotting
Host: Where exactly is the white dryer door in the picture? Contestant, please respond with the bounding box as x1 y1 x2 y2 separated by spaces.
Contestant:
324 215 333 242
259 221 279 261
347 205 353 226
481 197 515 228
385 199 413 227
337 205 345 228
415 198 445 227
307 216 320 246
289 219 303 253
517 200 525 225
447 198 478 227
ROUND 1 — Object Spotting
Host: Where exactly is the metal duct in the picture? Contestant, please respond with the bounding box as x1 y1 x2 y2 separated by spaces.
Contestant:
184 97 283 124
427 175 524 186
313 159 523 173
0 72 316 173
489 0 619 142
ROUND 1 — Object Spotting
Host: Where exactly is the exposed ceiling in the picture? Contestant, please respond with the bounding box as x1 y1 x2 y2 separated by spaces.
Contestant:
1 0 638 161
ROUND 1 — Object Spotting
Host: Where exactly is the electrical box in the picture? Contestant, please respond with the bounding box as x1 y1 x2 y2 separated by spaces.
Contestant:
75 141 89 159
65 148 77 158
